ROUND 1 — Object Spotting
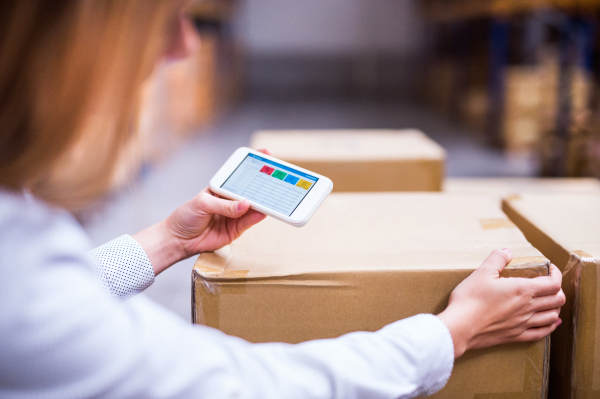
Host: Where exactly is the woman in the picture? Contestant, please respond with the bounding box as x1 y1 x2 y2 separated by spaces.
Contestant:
0 1 565 398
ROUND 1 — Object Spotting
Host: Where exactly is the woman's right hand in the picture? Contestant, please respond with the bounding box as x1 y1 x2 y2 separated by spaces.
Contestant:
437 248 565 358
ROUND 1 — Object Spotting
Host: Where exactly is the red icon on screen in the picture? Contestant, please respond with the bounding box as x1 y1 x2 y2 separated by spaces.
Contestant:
260 165 275 175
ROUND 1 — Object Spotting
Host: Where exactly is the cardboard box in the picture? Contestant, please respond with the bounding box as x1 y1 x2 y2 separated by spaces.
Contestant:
503 64 591 152
193 193 550 398
503 194 600 399
445 177 600 203
249 130 446 192
504 67 545 151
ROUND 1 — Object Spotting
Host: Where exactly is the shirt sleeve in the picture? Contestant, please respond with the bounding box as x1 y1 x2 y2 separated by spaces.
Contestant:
89 234 155 300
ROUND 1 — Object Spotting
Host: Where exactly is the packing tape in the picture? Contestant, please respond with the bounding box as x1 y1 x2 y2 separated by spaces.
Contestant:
194 264 249 280
192 268 223 326
192 267 353 327
480 218 518 230
192 272 222 327
563 251 584 277
192 266 253 327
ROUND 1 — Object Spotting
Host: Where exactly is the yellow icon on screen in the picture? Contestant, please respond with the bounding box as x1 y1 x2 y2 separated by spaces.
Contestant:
296 179 312 190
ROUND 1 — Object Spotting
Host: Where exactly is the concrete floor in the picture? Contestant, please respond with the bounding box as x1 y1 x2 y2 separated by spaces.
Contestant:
82 99 538 321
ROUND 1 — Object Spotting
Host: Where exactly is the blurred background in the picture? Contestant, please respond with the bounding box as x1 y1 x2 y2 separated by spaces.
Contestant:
82 0 600 320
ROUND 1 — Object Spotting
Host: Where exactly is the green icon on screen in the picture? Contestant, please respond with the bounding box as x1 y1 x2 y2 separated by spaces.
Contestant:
272 170 287 180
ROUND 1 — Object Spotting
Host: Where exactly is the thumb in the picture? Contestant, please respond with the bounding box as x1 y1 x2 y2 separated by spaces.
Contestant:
479 248 513 275
200 193 250 218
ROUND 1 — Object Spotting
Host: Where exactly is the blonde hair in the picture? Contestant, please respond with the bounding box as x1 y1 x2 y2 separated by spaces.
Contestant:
0 0 181 210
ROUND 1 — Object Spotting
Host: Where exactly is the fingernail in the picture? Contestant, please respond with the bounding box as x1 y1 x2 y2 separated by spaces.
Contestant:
237 200 247 211
502 248 512 253
557 318 562 326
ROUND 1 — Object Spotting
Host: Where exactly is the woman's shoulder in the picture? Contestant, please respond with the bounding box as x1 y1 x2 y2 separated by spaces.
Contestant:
0 188 69 220
0 188 81 232
0 189 93 270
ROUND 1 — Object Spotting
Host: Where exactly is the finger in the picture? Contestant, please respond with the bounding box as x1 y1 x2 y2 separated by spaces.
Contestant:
516 319 561 342
199 186 218 198
200 193 250 219
478 248 513 275
257 148 272 156
231 209 267 237
525 308 560 328
528 264 563 298
530 289 566 311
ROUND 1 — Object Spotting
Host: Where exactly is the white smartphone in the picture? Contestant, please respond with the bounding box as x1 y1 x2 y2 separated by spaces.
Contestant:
210 147 333 227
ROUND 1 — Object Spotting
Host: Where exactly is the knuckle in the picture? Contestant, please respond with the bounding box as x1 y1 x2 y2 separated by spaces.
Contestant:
524 301 537 314
554 269 563 283
558 290 566 305
505 329 520 341
517 314 532 327
226 201 237 214
513 280 528 298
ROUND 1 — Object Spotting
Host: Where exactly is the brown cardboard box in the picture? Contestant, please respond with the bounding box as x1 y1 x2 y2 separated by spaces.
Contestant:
504 67 545 151
503 194 600 399
503 64 591 152
249 130 446 192
445 178 600 203
193 193 550 398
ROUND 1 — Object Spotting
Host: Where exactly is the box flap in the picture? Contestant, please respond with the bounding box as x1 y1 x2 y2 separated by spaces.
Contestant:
250 130 446 161
503 193 600 261
194 193 546 280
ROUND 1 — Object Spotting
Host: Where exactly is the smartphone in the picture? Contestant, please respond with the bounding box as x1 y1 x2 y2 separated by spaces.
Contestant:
210 147 333 227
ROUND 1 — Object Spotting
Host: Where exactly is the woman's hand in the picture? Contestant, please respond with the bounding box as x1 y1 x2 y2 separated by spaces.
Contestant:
437 248 565 358
133 150 271 275
167 187 266 254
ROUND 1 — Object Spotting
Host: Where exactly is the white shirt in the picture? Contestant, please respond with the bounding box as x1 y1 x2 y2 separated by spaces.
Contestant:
0 190 454 399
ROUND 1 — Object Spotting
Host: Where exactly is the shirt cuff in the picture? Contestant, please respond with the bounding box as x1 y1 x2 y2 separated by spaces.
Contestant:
89 235 155 301
381 313 455 396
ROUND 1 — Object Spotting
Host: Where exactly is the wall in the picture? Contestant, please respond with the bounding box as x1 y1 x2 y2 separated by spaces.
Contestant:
235 0 423 56
233 0 425 99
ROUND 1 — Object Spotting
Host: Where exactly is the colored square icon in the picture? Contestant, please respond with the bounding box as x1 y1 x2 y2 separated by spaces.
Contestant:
260 165 275 175
296 179 312 190
284 175 300 185
271 170 287 180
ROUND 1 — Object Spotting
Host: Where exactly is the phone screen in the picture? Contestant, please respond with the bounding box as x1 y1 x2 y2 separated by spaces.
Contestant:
221 153 319 216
